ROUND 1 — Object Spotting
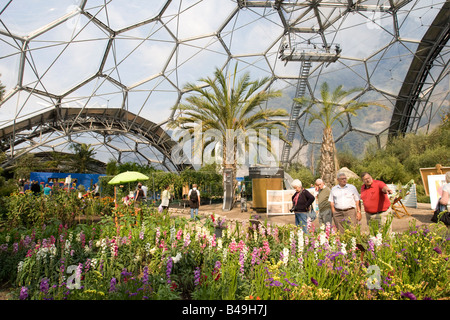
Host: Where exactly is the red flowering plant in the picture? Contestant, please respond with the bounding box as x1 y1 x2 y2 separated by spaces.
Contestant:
212 214 227 230
203 214 227 233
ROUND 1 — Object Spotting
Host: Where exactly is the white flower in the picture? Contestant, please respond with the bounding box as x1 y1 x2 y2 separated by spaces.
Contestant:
49 244 56 257
351 237 357 252
172 252 182 264
341 242 347 255
223 248 228 261
282 248 289 265
297 229 304 253
17 261 24 273
375 233 383 247
318 232 327 246
369 233 383 248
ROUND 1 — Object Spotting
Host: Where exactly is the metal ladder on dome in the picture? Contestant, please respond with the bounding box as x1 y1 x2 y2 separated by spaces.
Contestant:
281 60 312 164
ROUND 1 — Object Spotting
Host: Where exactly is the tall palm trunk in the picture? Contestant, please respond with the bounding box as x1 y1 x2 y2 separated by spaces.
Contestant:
320 127 338 187
222 135 237 210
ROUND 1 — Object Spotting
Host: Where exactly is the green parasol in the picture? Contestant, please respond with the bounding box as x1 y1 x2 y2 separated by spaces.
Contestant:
108 171 149 185
108 171 149 208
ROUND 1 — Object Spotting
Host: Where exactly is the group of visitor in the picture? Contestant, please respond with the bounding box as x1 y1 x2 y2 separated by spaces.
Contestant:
292 172 395 233
19 179 53 196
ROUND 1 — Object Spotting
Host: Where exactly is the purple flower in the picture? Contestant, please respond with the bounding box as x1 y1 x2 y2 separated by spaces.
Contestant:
40 278 49 294
109 277 117 292
433 246 442 254
19 287 28 300
311 277 318 286
121 268 133 278
142 266 149 285
194 267 201 286
285 278 298 287
270 280 282 287
401 292 417 300
166 257 173 284
239 251 245 274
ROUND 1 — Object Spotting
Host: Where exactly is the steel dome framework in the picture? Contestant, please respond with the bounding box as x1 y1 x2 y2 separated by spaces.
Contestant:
0 0 448 172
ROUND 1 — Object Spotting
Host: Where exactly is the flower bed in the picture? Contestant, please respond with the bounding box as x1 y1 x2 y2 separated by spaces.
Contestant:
0 202 449 300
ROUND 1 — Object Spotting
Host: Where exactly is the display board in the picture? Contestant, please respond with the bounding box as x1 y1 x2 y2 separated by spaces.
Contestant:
427 174 446 210
267 188 317 215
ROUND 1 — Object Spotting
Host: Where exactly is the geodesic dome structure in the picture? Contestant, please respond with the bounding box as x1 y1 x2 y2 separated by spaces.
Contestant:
0 0 448 172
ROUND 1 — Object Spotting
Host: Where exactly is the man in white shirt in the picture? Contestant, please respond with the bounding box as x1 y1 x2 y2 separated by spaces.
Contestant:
136 183 148 205
141 184 148 200
328 172 361 233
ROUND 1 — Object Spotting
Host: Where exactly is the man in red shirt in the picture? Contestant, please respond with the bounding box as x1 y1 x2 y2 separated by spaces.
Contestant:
360 172 393 232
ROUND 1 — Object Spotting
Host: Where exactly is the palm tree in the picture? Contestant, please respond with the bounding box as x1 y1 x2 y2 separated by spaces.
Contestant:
169 65 289 209
294 82 386 187
69 143 97 173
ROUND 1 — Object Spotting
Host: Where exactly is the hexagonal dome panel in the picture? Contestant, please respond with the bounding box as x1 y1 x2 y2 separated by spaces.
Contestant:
0 0 448 172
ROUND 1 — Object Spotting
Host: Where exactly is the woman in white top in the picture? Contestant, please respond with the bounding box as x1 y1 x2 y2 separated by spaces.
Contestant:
161 185 171 210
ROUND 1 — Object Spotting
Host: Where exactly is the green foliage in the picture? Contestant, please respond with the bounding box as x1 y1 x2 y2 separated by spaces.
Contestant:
68 143 97 174
359 155 411 184
337 147 362 172
285 163 316 187
1 201 449 300
353 117 449 200
1 189 114 229
105 159 118 176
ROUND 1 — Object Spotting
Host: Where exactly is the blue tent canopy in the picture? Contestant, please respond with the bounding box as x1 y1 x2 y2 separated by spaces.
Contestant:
29 172 105 191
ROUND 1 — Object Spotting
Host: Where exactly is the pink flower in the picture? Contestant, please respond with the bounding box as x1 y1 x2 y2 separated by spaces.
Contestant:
237 240 246 252
229 239 237 252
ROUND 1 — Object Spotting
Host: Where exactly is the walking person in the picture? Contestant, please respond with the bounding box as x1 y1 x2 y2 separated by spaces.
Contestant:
141 183 148 204
291 179 315 233
161 185 171 211
30 180 41 195
315 178 332 227
188 184 201 220
43 184 52 197
360 172 393 232
134 184 145 222
328 172 361 233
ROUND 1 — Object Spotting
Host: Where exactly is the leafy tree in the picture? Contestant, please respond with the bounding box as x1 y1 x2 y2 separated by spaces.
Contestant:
106 159 119 176
68 143 97 173
13 153 43 179
285 163 316 187
169 65 289 208
294 82 386 187
117 162 155 175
